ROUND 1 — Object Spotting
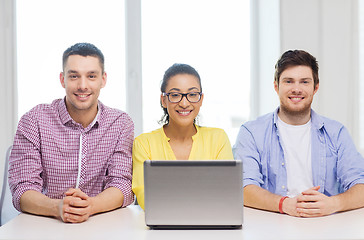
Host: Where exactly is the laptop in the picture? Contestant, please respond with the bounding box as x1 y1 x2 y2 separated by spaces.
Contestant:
143 160 243 229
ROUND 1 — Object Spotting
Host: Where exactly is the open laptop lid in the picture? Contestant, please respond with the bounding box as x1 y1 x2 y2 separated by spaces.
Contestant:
144 160 243 229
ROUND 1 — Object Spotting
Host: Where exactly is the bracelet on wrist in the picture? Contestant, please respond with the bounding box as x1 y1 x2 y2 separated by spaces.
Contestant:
279 196 289 214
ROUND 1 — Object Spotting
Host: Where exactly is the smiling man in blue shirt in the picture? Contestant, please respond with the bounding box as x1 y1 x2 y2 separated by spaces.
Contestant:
233 50 364 217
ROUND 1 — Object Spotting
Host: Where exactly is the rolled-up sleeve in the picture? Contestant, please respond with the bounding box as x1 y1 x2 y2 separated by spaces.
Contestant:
8 113 44 212
336 126 364 191
233 125 264 188
104 116 135 207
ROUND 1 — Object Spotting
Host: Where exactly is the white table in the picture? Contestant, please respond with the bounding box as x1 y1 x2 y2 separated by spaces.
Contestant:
0 205 363 240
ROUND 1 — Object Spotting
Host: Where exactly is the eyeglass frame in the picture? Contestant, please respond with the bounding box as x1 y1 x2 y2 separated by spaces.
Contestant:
162 91 203 103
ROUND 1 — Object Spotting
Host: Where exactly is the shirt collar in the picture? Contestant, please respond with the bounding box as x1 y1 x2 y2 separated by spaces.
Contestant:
90 104 101 129
273 107 279 126
192 124 200 140
58 97 102 129
161 127 170 141
310 109 325 130
161 124 200 141
59 98 72 125
273 107 324 130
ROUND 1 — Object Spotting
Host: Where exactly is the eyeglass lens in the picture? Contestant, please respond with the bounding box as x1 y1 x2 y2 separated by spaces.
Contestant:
168 92 201 103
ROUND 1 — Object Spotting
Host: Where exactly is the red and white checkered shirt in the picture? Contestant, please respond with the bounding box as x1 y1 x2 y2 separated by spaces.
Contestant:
9 99 134 211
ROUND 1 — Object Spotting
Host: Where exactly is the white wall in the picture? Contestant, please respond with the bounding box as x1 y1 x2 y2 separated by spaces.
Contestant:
0 0 362 190
279 0 360 146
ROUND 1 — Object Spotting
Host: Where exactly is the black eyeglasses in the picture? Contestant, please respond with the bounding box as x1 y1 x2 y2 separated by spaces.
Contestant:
163 92 202 103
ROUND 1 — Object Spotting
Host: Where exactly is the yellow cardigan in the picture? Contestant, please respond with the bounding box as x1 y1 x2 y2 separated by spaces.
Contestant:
132 125 234 209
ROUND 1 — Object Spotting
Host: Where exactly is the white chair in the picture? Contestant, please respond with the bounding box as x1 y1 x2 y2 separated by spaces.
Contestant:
0 146 20 226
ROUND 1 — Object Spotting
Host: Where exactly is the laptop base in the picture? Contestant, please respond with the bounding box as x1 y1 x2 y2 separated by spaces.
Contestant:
148 224 242 230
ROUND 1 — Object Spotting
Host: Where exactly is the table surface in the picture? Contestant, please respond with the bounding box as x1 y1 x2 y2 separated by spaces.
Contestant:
0 205 363 240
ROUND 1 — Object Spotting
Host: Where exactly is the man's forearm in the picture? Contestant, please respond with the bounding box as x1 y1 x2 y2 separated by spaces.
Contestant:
20 190 61 218
90 187 124 215
244 185 282 212
333 184 364 212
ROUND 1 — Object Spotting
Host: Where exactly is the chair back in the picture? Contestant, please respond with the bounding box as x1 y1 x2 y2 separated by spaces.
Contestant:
0 146 20 226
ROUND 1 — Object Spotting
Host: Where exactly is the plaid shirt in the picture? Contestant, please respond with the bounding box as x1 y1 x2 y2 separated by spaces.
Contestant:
9 99 134 211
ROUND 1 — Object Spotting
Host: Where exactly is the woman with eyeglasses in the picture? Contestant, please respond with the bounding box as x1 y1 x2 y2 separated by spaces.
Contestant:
132 63 233 210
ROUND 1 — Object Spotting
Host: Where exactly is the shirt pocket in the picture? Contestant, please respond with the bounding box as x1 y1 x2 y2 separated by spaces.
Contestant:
324 145 340 195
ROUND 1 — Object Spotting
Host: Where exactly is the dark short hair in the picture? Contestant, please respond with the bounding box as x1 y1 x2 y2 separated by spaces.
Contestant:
62 42 105 73
159 63 202 125
274 50 319 88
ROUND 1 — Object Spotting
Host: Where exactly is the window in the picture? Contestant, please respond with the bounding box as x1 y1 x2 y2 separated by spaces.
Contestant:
16 0 126 119
16 0 251 143
359 0 364 151
141 0 250 142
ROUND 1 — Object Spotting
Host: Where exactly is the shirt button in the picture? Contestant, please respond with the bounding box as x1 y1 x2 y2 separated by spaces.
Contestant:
282 186 285 189
281 162 285 166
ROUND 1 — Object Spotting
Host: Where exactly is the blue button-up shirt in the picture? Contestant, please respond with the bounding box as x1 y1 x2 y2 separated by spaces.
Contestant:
233 108 364 196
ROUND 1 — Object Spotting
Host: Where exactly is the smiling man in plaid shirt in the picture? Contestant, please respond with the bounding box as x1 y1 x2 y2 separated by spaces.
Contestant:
8 43 134 223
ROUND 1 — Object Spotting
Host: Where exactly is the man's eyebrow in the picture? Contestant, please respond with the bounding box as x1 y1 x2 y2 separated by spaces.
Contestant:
66 70 100 74
87 71 99 74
